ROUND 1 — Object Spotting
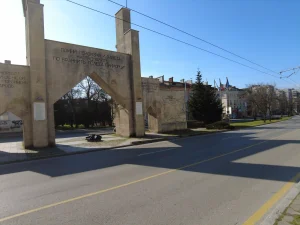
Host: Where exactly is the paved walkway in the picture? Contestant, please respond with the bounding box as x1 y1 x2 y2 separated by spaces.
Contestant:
0 141 27 163
0 131 178 164
274 193 300 225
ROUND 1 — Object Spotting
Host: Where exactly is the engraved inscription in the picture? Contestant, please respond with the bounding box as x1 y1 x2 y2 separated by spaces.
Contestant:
51 48 125 70
0 71 28 88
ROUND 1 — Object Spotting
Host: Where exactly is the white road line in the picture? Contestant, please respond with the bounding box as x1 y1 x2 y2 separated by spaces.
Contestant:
138 147 176 156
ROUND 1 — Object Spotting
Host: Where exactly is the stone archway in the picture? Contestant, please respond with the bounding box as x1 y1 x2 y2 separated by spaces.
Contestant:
1 0 188 149
44 40 138 145
0 0 145 149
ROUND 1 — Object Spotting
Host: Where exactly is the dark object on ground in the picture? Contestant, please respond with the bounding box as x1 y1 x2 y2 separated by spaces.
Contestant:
206 121 235 130
86 134 102 142
113 127 116 132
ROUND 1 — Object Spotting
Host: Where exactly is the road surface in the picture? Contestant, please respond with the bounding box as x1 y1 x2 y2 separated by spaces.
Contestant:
0 117 300 225
0 127 114 142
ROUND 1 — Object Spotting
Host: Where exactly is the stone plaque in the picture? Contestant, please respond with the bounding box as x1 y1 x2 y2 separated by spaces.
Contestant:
136 102 143 115
34 102 46 121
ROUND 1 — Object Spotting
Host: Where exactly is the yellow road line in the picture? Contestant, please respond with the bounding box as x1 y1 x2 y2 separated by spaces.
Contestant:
243 172 300 225
0 129 297 223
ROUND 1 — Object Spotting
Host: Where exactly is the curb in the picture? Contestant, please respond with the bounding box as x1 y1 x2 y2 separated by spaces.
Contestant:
259 181 300 225
131 138 168 145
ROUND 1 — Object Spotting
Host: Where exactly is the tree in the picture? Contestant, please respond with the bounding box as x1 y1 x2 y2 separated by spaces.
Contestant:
54 76 113 128
278 91 288 115
188 70 223 123
244 84 277 122
61 87 81 128
77 76 110 127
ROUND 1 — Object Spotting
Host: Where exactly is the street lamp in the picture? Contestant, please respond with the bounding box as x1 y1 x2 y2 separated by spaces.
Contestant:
181 79 192 121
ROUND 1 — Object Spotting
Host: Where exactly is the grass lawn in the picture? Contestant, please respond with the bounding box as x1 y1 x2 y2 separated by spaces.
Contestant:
233 116 291 128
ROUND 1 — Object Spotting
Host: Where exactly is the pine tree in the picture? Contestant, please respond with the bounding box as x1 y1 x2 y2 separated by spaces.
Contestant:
188 70 223 123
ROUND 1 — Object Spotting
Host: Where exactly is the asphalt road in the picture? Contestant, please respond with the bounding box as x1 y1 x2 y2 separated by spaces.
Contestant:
1 117 300 225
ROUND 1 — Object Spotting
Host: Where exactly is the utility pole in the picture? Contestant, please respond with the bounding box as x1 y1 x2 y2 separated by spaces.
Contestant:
182 79 192 121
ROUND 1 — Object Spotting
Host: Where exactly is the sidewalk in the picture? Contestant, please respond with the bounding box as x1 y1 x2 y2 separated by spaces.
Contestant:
1 129 213 164
274 193 300 225
0 117 292 165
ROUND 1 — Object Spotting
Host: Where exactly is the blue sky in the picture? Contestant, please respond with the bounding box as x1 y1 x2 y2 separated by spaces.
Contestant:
0 0 299 89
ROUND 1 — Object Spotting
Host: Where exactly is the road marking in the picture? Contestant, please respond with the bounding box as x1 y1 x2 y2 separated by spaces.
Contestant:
138 147 176 156
242 172 300 225
0 129 297 223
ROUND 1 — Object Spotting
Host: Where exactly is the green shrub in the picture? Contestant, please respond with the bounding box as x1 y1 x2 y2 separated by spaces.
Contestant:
206 121 235 130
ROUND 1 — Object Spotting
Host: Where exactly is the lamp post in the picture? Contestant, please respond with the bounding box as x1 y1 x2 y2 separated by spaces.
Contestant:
182 79 192 121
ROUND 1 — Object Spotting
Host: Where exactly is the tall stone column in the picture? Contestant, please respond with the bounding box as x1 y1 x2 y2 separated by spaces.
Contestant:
47 104 55 146
23 0 49 147
115 8 145 137
22 111 33 148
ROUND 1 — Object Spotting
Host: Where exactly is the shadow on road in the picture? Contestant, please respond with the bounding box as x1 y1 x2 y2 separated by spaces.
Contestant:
0 117 299 183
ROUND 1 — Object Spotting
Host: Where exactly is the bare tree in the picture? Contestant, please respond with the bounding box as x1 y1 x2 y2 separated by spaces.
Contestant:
61 87 82 128
57 77 112 128
78 76 109 104
78 76 99 107
244 84 277 122
277 91 288 115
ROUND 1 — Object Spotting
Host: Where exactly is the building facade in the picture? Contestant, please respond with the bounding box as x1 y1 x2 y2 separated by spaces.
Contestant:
218 87 247 119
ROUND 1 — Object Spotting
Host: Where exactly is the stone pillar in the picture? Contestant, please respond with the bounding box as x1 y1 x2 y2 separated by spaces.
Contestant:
23 0 49 147
114 105 132 137
47 104 55 146
22 111 33 148
113 8 135 136
116 8 145 137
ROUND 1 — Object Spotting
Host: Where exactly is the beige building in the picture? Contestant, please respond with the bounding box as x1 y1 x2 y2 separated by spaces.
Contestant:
218 87 247 118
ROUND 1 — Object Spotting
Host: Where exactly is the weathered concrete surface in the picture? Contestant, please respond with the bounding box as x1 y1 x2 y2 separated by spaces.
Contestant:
45 40 132 107
142 77 187 132
0 64 30 118
0 63 32 147
115 8 145 137
1 1 188 149
45 40 134 137
25 0 49 148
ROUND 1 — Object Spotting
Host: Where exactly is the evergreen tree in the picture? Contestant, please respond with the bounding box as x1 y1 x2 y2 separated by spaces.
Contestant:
188 70 223 123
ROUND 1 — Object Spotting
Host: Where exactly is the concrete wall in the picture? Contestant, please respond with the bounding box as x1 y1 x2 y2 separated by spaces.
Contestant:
160 89 186 132
0 63 32 144
142 77 187 132
45 40 132 107
0 63 30 118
